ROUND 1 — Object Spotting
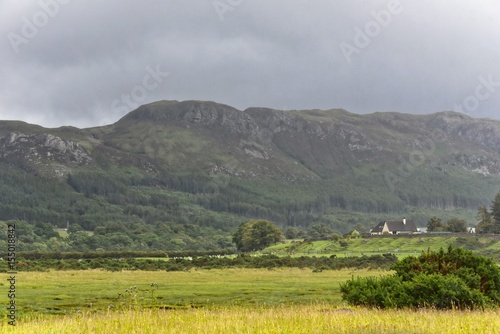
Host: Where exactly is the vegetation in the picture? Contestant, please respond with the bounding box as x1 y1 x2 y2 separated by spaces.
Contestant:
0 268 381 317
263 234 500 261
5 102 500 253
2 268 500 333
427 216 467 232
5 306 500 334
340 247 500 309
476 193 500 233
0 162 495 252
0 254 397 272
232 220 283 252
6 104 500 331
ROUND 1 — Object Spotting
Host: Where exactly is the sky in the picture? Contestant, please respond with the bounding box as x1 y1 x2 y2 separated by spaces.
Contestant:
1 0 499 128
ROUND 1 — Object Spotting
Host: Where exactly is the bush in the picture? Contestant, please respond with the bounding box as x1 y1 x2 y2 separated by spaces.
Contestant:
340 275 410 308
341 246 500 309
408 274 488 309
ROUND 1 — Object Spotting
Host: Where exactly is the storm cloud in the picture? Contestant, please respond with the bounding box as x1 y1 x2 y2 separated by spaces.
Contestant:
1 0 499 127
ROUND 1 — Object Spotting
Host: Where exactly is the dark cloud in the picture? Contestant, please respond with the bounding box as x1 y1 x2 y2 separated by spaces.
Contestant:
0 0 499 127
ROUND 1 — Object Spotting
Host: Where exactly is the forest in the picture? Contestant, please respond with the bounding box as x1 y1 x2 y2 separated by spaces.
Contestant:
0 155 498 252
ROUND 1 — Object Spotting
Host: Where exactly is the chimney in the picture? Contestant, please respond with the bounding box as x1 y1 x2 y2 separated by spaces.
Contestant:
403 217 406 225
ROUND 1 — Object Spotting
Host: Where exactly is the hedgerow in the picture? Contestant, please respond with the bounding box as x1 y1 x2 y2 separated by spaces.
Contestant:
0 253 397 272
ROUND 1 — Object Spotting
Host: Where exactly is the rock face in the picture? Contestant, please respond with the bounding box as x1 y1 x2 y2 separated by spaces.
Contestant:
122 101 260 137
0 132 91 177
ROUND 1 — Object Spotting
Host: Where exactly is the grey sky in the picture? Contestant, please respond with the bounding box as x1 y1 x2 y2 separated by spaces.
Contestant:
1 0 499 128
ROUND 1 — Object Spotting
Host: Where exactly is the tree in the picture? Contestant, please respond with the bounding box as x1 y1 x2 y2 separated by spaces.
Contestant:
34 222 60 239
306 224 333 240
67 223 84 234
354 223 367 234
476 205 493 233
285 227 299 239
476 191 500 234
69 231 91 251
445 217 467 233
233 220 283 252
427 216 445 232
344 229 361 239
491 192 500 233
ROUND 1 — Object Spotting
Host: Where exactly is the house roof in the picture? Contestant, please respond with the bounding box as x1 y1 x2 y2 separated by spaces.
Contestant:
371 219 418 233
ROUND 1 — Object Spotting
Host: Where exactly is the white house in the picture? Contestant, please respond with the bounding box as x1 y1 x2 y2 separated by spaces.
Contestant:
370 218 418 235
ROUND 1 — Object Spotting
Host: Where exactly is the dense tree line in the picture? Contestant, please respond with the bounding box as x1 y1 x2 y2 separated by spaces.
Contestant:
476 192 500 234
2 159 500 252
422 189 500 234
426 216 468 233
0 220 236 252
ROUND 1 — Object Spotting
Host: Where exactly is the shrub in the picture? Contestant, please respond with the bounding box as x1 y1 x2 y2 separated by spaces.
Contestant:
340 275 411 309
341 246 500 309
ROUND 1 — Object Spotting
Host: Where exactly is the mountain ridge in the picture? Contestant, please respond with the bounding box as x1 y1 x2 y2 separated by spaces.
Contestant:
1 100 500 251
3 100 500 184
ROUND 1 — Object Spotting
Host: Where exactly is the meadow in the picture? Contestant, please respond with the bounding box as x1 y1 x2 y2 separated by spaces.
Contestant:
1 268 369 316
2 268 500 333
264 235 500 260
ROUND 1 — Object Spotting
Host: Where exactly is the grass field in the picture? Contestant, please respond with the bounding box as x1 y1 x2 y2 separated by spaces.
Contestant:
2 268 500 333
0 268 384 318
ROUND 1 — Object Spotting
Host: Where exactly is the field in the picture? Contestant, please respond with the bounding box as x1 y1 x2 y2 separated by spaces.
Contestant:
264 235 499 259
2 268 372 316
2 268 500 333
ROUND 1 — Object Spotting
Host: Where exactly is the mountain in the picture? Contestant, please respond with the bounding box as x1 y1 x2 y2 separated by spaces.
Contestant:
1 100 500 251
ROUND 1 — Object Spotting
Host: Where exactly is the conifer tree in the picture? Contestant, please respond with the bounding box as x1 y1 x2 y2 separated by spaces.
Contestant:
491 192 500 233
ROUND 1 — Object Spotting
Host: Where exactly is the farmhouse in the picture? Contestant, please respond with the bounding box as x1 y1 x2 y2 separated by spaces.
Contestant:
370 218 418 235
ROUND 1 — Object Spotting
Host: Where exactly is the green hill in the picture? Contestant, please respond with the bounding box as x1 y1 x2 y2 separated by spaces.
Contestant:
264 235 500 261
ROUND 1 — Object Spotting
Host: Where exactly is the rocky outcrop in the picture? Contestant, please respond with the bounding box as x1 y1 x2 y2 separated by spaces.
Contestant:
122 101 260 137
428 112 500 150
0 132 91 176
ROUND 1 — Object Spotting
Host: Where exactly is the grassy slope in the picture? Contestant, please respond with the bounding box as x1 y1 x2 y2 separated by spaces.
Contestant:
264 236 500 259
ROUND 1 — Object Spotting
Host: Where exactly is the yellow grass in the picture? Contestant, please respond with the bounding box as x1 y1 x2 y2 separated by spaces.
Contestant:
2 305 500 334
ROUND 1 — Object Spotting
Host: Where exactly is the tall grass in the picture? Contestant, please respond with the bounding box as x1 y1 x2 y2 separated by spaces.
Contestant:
2 305 500 334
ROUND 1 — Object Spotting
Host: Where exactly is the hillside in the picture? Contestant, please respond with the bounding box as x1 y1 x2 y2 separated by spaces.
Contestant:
1 100 500 251
264 235 500 262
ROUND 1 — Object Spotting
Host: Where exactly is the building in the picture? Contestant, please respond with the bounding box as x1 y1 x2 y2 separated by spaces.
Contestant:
370 218 418 235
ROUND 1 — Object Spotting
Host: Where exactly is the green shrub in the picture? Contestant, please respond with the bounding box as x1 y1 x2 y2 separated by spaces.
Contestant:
341 246 500 309
408 273 488 309
340 275 410 309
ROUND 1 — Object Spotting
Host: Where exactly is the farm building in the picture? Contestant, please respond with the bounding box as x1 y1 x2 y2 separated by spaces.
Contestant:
370 218 418 235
